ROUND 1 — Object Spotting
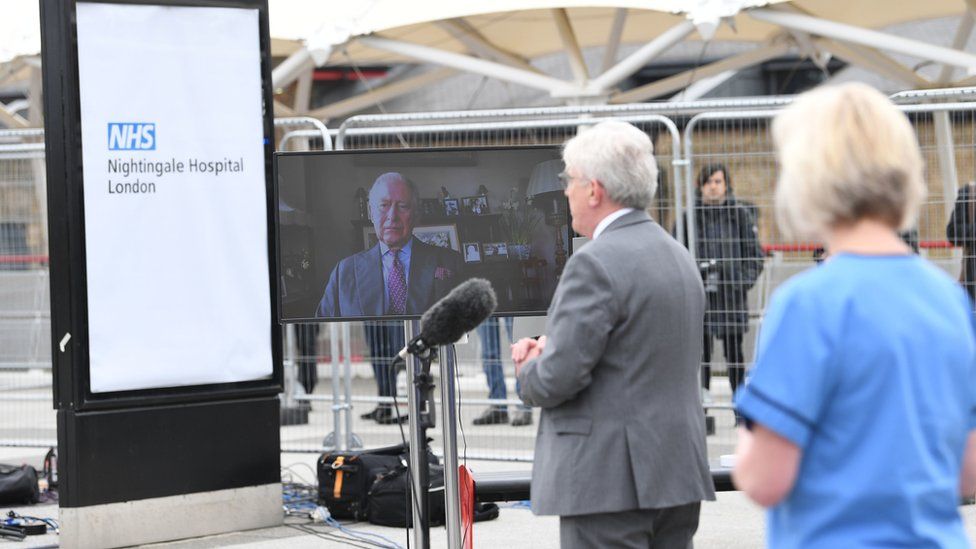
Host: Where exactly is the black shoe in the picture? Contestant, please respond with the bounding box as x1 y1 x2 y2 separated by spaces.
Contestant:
510 410 533 427
375 407 408 425
473 407 509 425
359 407 382 420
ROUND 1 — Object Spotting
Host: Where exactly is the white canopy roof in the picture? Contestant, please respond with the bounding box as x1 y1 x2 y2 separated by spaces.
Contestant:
263 0 976 119
268 0 968 64
3 0 976 123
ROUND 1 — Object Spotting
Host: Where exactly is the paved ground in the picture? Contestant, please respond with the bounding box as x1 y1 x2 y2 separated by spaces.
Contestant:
4 446 976 548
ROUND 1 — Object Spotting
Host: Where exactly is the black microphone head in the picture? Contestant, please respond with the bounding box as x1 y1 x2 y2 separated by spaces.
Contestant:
419 278 497 346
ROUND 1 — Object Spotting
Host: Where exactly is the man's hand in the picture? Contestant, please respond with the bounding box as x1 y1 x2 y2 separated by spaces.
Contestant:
512 336 547 375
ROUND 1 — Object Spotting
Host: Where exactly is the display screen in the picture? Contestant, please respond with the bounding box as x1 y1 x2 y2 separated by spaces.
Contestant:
275 147 571 322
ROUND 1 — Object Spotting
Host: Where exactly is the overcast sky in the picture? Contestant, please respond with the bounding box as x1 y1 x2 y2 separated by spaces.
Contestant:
0 1 40 62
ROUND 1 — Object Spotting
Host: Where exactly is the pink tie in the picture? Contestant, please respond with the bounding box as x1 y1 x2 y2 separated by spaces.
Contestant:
387 249 407 314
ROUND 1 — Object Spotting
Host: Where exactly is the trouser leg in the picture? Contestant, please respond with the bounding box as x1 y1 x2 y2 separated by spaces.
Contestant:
559 503 701 549
477 318 507 402
296 324 318 394
722 332 745 396
648 502 701 549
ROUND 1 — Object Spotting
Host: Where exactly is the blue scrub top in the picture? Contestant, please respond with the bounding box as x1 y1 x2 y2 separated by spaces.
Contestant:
737 253 976 549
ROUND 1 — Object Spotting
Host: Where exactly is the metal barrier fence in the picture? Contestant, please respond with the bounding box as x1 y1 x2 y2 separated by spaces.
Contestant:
279 114 685 461
683 100 976 456
3 88 976 462
0 129 54 449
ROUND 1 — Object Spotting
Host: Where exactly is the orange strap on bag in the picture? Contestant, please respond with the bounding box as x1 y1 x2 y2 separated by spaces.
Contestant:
333 456 345 500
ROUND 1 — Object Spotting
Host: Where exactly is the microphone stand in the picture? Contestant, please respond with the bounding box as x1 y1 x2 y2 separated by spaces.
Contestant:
404 319 435 549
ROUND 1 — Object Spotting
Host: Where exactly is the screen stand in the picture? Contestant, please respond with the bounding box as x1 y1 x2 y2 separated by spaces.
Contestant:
405 320 436 549
438 344 463 547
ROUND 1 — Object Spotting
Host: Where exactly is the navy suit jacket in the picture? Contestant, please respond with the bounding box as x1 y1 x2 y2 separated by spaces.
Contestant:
315 237 463 318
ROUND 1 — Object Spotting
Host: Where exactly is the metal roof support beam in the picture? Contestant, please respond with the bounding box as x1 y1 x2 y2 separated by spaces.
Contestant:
272 46 332 89
552 9 589 84
0 102 29 128
749 8 976 73
309 68 456 121
812 38 931 88
601 9 628 74
934 111 960 217
611 41 790 104
437 19 541 75
294 67 313 115
588 20 697 94
672 69 738 101
930 11 970 216
938 9 975 83
357 35 578 96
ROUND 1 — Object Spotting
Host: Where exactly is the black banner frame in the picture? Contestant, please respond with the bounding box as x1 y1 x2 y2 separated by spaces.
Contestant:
41 0 283 412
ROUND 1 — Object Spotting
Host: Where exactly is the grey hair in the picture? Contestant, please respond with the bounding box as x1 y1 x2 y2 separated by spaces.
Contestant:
369 172 420 208
562 120 659 209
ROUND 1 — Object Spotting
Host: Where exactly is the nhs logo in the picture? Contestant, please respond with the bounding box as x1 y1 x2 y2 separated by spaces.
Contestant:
107 122 156 150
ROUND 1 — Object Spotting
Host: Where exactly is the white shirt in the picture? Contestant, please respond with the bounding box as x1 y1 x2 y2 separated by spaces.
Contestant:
592 208 634 240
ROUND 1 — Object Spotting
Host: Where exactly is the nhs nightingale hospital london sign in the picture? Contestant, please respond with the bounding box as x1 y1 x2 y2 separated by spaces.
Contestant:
76 3 272 392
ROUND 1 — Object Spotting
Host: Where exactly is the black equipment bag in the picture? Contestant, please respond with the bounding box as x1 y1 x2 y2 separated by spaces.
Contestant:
366 464 500 527
317 443 406 520
317 441 439 521
0 464 39 505
367 463 446 527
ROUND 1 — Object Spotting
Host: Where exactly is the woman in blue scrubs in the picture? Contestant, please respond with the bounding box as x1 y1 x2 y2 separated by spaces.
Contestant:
734 83 976 549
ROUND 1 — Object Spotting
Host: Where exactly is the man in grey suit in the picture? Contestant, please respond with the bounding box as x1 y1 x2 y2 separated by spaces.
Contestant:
315 172 462 318
512 121 714 548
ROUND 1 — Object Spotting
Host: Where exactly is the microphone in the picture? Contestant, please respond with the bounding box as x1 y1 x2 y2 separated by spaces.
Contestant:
399 278 497 358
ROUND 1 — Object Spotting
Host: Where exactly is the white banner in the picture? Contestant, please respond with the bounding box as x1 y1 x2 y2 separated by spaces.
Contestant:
76 3 272 393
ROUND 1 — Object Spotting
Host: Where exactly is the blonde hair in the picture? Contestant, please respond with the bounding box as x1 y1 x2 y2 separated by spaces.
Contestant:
772 83 925 240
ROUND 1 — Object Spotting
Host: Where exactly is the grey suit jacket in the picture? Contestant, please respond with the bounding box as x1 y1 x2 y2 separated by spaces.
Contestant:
517 210 715 516
315 237 462 317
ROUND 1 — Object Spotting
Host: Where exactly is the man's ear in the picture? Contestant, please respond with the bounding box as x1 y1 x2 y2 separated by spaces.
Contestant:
588 179 605 206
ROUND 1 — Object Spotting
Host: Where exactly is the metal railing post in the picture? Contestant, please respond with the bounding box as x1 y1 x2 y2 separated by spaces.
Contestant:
341 321 362 449
404 320 429 548
439 344 462 548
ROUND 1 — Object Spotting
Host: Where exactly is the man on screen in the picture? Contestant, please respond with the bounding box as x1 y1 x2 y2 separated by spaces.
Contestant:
315 172 462 318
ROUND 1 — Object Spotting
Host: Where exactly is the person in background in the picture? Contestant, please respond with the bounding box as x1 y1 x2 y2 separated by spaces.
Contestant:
948 181 976 303
472 317 533 426
734 82 976 548
678 163 764 405
513 120 714 548
359 321 406 425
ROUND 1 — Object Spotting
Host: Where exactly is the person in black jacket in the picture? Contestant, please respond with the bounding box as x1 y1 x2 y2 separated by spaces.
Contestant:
947 182 976 304
679 164 764 403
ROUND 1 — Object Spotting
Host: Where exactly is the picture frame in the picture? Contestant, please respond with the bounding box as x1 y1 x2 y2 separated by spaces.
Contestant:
462 194 489 215
413 224 461 251
444 198 460 217
483 242 508 262
462 242 482 263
